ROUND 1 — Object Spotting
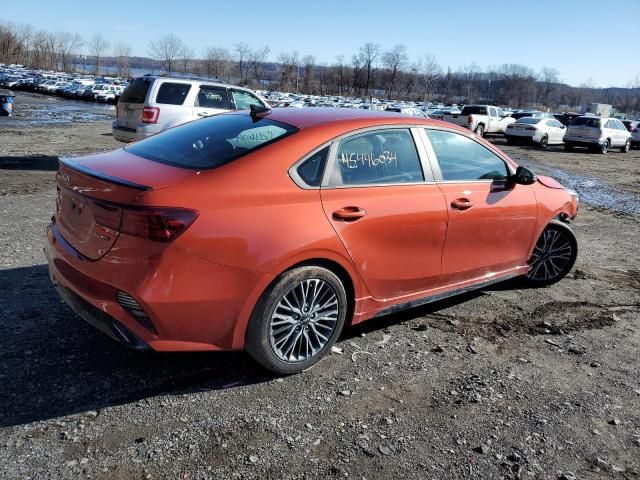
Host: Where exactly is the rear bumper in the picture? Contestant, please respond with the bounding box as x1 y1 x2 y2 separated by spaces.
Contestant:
46 222 273 352
112 122 164 143
563 135 601 146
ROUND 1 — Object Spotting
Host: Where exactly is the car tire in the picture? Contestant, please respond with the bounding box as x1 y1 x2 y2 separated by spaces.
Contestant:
539 135 549 149
245 265 348 375
620 139 630 153
474 124 485 137
564 143 573 151
523 220 578 287
598 139 609 154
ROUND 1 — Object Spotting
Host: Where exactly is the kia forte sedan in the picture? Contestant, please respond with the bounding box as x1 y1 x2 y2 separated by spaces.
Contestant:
46 107 579 374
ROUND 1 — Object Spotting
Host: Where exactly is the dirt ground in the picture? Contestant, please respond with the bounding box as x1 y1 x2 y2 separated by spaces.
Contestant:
1 98 639 479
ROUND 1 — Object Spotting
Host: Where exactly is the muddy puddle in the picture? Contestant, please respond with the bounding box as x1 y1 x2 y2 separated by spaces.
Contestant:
1 94 114 127
511 154 640 218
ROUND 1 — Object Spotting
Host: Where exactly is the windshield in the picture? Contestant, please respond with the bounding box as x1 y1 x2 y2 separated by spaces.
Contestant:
125 113 298 170
570 117 600 127
516 117 542 124
461 106 487 115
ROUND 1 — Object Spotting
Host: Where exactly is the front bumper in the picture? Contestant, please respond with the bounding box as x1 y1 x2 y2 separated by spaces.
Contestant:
46 222 272 352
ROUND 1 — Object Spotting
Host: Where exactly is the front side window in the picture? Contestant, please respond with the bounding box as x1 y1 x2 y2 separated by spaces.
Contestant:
155 82 191 105
328 129 424 187
425 129 509 181
232 90 264 110
196 86 230 109
124 114 297 170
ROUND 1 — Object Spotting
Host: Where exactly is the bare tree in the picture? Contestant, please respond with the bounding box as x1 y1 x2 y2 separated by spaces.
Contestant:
277 51 298 92
113 42 132 78
248 45 270 86
416 54 441 101
539 67 559 108
355 42 381 98
233 42 251 84
457 63 481 104
148 34 184 73
179 46 194 73
202 46 230 80
89 33 109 75
301 54 315 94
382 44 408 99
55 32 82 71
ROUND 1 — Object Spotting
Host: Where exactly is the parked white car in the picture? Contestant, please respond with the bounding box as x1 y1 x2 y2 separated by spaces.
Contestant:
113 76 270 142
385 105 429 117
504 117 566 148
96 86 123 103
563 116 632 154
441 105 515 136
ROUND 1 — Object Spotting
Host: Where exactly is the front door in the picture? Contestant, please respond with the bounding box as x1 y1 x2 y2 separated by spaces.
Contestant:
192 85 231 120
423 128 538 285
320 128 448 300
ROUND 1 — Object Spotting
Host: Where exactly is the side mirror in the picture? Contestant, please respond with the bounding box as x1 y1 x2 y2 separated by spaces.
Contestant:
511 166 537 185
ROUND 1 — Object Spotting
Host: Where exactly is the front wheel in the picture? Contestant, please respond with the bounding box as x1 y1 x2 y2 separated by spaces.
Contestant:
621 139 631 153
524 220 578 287
245 266 348 374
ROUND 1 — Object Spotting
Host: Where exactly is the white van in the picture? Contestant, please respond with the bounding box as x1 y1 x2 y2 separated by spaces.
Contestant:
112 76 270 142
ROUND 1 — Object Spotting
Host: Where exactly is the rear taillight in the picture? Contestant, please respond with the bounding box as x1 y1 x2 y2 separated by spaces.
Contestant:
142 107 160 124
467 115 473 125
120 207 199 242
524 126 537 131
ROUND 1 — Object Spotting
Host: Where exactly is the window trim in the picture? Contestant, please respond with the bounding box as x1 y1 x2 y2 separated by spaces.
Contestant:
288 124 437 190
321 126 435 190
419 126 515 184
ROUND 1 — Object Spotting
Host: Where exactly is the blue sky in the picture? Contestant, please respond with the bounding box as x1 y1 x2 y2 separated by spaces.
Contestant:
5 0 640 87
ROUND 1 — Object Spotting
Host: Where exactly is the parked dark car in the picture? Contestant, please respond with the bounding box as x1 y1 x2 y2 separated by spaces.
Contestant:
554 112 583 127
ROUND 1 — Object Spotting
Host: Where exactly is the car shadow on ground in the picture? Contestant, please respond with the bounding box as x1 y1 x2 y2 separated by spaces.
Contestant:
0 263 521 427
0 155 59 171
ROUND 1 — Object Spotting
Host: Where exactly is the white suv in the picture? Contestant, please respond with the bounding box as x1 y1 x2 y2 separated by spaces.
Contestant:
112 76 270 142
563 116 632 154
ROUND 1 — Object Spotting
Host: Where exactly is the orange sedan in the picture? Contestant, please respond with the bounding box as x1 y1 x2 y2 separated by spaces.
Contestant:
46 107 579 373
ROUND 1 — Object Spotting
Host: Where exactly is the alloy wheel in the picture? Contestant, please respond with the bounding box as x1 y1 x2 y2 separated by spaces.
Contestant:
269 278 339 363
527 228 574 282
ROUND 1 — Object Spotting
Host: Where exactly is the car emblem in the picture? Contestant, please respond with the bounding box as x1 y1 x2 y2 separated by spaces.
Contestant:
61 173 70 185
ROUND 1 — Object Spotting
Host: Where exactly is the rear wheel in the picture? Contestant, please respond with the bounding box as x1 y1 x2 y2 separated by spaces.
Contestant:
524 220 577 287
621 139 631 153
245 266 347 374
564 143 574 151
539 135 549 149
599 139 609 154
474 124 485 137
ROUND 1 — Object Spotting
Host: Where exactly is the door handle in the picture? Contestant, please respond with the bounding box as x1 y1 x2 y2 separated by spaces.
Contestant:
451 198 474 210
197 112 210 117
332 207 366 221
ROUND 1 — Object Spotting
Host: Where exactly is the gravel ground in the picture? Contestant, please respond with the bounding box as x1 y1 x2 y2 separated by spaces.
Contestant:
1 98 639 479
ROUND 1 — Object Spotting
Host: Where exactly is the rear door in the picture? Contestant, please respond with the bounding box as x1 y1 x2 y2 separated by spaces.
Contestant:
192 85 232 119
320 127 448 300
422 128 537 284
117 77 153 129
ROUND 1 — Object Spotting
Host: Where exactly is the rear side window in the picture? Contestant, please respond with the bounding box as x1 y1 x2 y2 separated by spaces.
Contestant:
328 129 424 186
155 82 191 105
425 129 508 181
196 86 230 109
296 146 330 187
124 114 298 170
119 78 152 104
231 90 264 110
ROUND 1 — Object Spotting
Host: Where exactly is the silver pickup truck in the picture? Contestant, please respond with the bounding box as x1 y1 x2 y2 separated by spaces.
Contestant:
442 105 515 137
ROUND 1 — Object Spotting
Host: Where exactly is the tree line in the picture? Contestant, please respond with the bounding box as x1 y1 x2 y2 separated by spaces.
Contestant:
1 21 639 114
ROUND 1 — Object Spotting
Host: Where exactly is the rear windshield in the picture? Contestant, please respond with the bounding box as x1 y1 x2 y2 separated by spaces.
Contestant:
570 117 600 127
461 106 487 115
124 113 298 170
119 77 152 104
515 117 541 124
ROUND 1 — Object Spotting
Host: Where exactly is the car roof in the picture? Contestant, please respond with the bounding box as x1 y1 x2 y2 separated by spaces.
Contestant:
260 107 444 129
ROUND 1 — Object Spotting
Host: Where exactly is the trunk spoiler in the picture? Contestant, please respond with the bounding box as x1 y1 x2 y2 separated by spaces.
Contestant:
59 157 153 191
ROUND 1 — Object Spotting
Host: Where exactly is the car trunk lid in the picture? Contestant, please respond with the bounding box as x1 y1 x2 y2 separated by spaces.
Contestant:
55 149 197 260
